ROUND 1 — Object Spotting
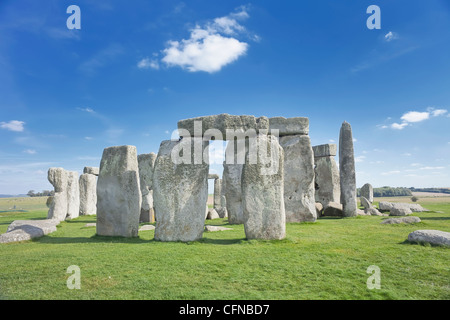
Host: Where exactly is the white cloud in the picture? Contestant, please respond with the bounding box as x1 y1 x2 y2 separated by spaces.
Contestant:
84 136 93 140
0 120 25 132
419 166 445 170
137 57 159 70
77 107 95 113
391 122 408 130
384 31 398 42
401 111 429 123
160 7 253 73
355 155 365 163
23 149 36 154
402 153 412 156
381 170 401 176
431 109 447 117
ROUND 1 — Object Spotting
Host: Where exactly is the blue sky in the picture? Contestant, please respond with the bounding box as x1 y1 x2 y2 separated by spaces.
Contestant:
1 0 450 194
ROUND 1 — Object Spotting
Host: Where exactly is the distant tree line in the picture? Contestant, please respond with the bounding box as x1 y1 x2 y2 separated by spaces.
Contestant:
27 190 55 197
409 187 450 194
357 186 412 197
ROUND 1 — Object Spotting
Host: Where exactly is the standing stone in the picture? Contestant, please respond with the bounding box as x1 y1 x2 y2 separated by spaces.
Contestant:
138 153 157 223
213 178 222 209
66 171 80 220
360 183 373 204
339 121 357 217
242 134 285 240
83 167 99 176
79 173 97 215
153 138 209 242
96 145 141 238
223 140 245 224
313 144 340 207
279 135 316 222
47 167 68 222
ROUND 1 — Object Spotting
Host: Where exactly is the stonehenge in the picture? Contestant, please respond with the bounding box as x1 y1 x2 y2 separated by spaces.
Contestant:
37 113 365 243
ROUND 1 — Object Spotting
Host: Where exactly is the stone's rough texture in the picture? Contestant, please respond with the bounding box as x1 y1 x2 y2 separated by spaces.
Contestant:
322 202 343 217
242 135 285 240
379 202 427 212
312 144 337 157
365 207 384 216
408 230 450 247
381 216 421 224
153 139 209 242
223 141 244 224
66 171 80 220
390 207 412 216
79 173 97 215
206 208 220 220
138 153 157 223
314 155 340 206
47 167 68 222
360 196 372 210
0 219 59 243
315 202 323 217
339 121 357 217
96 145 141 238
213 178 222 209
83 166 99 176
204 225 232 232
268 117 309 136
177 114 269 139
279 135 316 222
360 183 373 203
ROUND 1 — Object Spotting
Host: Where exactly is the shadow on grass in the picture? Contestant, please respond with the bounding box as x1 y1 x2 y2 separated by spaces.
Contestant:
419 216 450 221
37 234 154 244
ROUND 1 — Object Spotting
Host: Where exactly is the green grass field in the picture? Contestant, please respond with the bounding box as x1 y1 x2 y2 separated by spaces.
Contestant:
0 196 449 300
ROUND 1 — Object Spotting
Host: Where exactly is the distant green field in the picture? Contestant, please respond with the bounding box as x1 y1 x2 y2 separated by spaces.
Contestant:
0 196 449 300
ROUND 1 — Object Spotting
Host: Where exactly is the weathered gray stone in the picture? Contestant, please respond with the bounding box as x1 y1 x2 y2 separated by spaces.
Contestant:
365 207 384 216
223 141 244 224
213 178 222 209
315 202 323 217
408 230 450 247
177 114 269 139
314 155 340 207
322 202 343 217
96 145 141 238
79 173 97 216
360 183 373 203
83 166 99 176
204 225 232 232
138 153 157 223
206 208 220 220
279 135 316 222
0 219 59 243
65 171 80 220
381 216 421 224
312 144 337 157
208 174 219 180
379 202 427 212
216 207 228 218
360 196 372 210
47 167 68 222
390 207 412 216
242 134 285 240
268 117 309 136
339 121 357 217
153 139 209 242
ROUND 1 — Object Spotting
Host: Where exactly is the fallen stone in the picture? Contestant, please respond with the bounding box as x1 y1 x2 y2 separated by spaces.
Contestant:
84 223 96 227
0 219 59 243
268 117 309 136
339 121 357 217
365 207 385 216
204 225 233 232
207 208 220 220
242 134 285 240
279 135 316 222
408 230 450 247
360 196 372 210
381 216 421 224
379 202 427 212
153 139 209 242
139 225 155 231
390 207 413 216
96 145 142 238
322 202 343 217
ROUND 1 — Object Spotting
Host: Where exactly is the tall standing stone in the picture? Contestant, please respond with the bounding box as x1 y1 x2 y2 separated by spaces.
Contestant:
138 153 157 223
313 144 340 206
47 167 68 222
242 134 285 240
66 171 80 220
96 145 141 237
279 135 316 222
79 173 97 215
339 121 357 217
223 140 244 224
360 183 373 204
213 178 222 209
153 138 209 242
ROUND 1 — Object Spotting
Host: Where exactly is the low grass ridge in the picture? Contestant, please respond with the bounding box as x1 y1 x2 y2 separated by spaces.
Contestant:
0 197 449 300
